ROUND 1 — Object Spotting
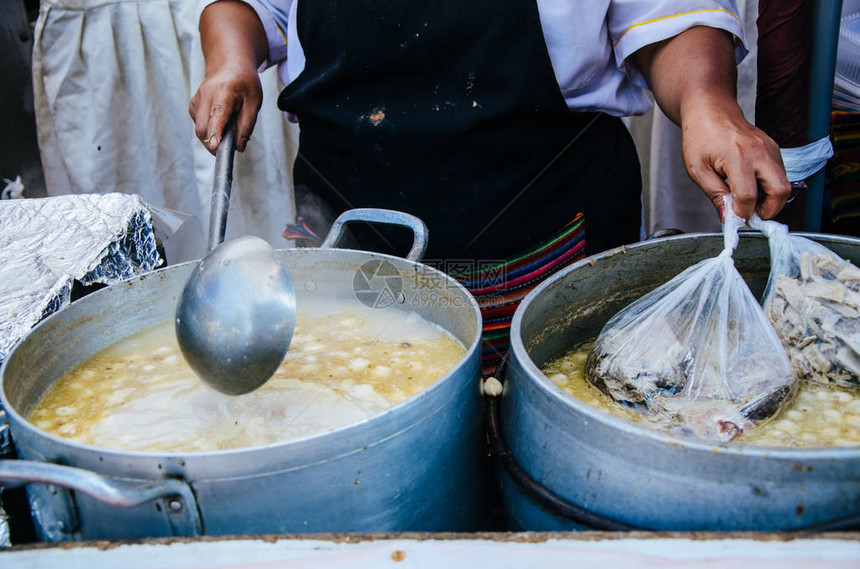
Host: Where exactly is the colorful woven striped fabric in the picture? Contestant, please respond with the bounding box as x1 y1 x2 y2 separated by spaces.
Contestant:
450 214 586 377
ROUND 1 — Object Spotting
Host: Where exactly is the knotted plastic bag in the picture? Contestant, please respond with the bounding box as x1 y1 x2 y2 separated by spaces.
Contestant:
587 199 796 442
749 216 860 389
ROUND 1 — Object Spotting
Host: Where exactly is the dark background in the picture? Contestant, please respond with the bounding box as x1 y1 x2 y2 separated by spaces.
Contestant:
1 0 46 199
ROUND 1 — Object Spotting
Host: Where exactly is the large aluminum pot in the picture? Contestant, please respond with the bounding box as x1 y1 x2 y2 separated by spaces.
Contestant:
0 209 483 541
500 232 860 531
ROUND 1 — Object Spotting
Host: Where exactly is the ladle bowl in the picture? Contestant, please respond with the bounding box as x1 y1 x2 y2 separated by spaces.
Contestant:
175 122 296 395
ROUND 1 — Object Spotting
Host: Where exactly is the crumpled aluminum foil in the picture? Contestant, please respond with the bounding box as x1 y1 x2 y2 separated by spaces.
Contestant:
0 193 164 546
0 193 164 367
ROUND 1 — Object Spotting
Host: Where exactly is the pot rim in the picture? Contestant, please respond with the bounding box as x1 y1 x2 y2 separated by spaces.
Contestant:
1 247 483 460
509 232 860 460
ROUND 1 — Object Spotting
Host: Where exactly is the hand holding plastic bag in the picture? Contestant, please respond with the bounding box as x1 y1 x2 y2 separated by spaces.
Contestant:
587 198 796 442
749 216 860 389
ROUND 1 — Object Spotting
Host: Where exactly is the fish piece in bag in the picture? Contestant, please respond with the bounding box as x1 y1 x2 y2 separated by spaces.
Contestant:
586 199 796 442
749 216 860 389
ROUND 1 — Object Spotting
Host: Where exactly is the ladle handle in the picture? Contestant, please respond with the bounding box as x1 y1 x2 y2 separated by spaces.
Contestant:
320 208 429 262
208 120 237 252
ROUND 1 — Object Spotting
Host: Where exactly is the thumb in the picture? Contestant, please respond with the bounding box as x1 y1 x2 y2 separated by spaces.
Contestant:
204 93 239 152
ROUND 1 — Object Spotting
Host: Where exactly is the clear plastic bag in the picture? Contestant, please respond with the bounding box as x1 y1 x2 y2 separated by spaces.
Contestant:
749 217 860 389
586 199 796 442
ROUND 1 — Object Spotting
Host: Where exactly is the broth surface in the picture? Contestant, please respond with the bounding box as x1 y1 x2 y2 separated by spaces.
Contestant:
542 342 860 447
29 300 466 452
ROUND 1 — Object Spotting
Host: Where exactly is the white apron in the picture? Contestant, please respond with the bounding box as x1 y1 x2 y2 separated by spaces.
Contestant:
32 0 298 256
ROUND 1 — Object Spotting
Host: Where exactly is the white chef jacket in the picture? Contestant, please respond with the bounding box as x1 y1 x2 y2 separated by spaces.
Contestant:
220 0 747 117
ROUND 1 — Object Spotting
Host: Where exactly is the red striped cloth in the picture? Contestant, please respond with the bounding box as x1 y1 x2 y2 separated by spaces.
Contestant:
450 214 586 377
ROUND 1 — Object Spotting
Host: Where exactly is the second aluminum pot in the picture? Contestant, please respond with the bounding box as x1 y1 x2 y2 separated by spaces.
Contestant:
499 232 860 531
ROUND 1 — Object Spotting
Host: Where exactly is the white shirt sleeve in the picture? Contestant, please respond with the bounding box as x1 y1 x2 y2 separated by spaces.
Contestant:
197 0 748 117
198 0 291 70
608 0 748 88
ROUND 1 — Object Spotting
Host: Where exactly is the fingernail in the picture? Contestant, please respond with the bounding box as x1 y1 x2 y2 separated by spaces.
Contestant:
238 136 249 152
718 206 726 223
208 135 220 150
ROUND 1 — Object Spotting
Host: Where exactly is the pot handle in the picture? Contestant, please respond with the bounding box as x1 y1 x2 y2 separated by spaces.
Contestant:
0 459 203 536
320 208 429 262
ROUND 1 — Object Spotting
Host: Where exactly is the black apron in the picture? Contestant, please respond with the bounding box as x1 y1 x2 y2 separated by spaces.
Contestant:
279 0 641 261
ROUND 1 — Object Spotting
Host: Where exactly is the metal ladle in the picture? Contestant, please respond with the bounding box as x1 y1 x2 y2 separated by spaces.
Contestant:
175 123 296 395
